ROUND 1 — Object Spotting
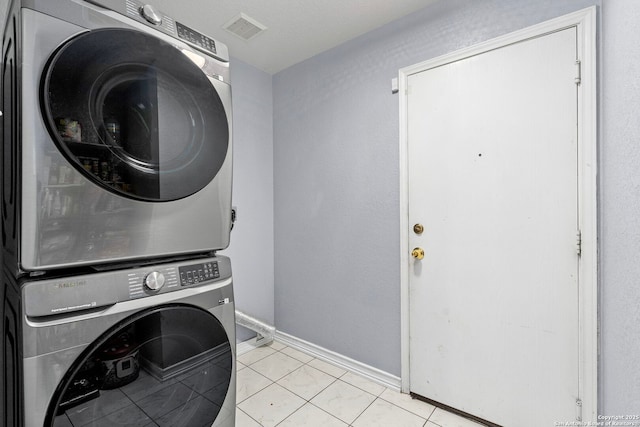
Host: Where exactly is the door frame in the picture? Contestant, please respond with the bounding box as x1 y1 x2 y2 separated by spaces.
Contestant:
398 7 597 421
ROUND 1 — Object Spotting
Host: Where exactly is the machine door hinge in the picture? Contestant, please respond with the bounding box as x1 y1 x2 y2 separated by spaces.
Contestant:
576 398 583 421
575 60 582 85
576 230 582 256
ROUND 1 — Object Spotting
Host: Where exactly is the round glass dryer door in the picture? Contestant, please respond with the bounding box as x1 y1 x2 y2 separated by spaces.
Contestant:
42 29 229 201
47 305 233 427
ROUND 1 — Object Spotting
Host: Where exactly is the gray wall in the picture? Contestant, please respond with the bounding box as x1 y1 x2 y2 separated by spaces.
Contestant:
601 0 640 416
273 0 599 378
5 0 639 415
220 58 275 330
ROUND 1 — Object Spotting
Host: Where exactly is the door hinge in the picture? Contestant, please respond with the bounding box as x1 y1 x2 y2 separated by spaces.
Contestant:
576 230 582 256
575 60 582 85
576 398 583 421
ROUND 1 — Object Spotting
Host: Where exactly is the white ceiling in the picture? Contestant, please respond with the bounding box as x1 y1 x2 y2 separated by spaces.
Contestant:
147 0 439 74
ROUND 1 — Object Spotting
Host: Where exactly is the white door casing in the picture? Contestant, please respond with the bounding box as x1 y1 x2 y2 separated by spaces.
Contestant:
399 7 597 425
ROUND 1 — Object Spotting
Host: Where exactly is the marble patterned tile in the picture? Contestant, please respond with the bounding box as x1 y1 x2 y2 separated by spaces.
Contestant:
120 370 178 403
52 414 73 427
277 365 336 400
236 367 273 402
249 352 304 382
87 403 153 427
379 388 436 419
65 388 132 426
307 358 347 378
340 372 386 396
238 383 305 427
268 340 287 351
232 347 492 427
236 408 262 427
136 382 195 420
280 346 315 363
237 346 277 366
179 363 230 394
429 408 488 427
202 380 231 407
278 403 348 427
310 380 376 424
155 395 221 427
352 398 427 427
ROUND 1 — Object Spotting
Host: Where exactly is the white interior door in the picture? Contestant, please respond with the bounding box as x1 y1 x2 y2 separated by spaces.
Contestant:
407 28 580 426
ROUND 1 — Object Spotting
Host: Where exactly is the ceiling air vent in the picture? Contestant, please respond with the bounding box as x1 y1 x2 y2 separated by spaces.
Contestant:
223 13 267 41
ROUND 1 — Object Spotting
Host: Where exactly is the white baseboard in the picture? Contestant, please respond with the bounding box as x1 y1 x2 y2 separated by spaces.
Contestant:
234 318 402 391
275 330 401 392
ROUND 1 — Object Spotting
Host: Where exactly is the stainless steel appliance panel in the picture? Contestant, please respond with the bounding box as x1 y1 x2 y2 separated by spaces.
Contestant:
21 255 236 427
18 1 233 271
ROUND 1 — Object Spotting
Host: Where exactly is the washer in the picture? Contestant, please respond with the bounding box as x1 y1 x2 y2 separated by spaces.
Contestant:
11 255 235 427
2 0 233 273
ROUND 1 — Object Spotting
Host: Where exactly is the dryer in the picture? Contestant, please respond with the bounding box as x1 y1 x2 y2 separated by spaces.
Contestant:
7 255 236 427
2 0 233 273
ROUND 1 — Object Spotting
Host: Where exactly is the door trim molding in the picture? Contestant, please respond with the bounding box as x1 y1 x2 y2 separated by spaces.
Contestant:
398 6 597 421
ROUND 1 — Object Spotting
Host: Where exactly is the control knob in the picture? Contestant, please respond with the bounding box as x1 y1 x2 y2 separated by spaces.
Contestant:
140 4 162 25
144 271 165 291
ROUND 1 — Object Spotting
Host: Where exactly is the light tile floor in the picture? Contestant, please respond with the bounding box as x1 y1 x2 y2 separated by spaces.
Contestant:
236 341 487 427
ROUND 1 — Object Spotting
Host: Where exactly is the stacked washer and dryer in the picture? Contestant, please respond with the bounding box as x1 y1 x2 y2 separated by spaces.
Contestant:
1 0 236 426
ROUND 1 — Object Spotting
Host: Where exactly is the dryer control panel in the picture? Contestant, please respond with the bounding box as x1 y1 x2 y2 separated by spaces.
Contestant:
82 0 229 61
176 22 217 56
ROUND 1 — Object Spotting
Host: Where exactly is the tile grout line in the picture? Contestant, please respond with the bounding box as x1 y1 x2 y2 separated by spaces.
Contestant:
238 342 444 427
376 391 438 422
238 406 264 426
244 343 348 426
273 344 345 425
241 343 366 426
236 365 273 404
348 394 379 427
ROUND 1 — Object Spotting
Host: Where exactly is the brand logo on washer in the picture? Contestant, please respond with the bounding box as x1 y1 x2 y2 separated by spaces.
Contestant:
54 280 87 289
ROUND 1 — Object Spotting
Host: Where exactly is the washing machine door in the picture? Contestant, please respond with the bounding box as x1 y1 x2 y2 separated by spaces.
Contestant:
46 305 232 427
41 28 229 201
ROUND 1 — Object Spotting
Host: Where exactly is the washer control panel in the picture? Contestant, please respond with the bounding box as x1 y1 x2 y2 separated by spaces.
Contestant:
23 256 232 318
128 267 178 298
19 255 233 318
179 261 220 286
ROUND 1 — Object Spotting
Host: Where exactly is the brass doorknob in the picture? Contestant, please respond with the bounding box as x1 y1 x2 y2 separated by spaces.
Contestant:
413 224 424 234
411 247 425 260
